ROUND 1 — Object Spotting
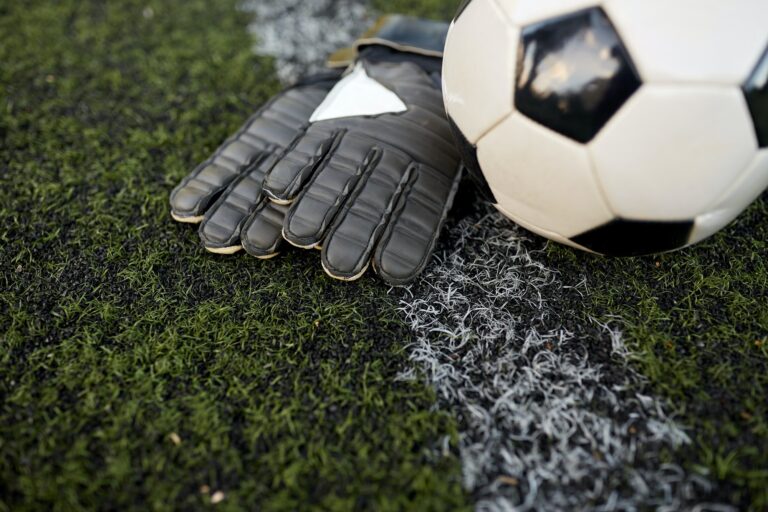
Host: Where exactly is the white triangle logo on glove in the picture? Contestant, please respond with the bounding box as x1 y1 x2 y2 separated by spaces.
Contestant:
309 62 408 123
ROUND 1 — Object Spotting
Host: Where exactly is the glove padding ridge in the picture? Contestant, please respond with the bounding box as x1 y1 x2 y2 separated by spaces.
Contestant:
170 78 339 257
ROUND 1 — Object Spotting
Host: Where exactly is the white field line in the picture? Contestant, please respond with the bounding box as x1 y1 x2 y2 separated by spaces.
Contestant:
241 0 372 83
397 207 728 511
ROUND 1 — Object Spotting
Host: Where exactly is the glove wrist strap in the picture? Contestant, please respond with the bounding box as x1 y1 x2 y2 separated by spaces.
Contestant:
327 16 449 68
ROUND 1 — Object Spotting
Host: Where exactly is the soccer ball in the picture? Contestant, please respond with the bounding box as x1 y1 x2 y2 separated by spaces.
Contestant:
443 0 768 256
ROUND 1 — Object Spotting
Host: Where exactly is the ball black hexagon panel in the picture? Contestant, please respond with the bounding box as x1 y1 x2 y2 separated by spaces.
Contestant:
744 46 768 148
515 7 642 144
571 219 694 257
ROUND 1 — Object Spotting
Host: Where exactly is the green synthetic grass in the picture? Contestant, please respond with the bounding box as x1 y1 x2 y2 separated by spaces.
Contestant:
1 0 767 510
0 1 467 510
546 200 768 509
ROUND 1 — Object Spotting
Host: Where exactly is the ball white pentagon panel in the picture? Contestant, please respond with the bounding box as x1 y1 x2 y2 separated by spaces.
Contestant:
690 150 768 243
495 0 603 27
589 85 758 221
443 0 518 144
494 203 585 249
603 0 768 84
477 112 613 238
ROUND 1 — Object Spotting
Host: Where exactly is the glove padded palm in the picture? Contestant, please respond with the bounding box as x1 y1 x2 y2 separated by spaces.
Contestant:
170 18 462 285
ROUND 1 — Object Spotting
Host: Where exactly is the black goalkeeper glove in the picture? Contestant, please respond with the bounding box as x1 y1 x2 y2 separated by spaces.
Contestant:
170 16 462 285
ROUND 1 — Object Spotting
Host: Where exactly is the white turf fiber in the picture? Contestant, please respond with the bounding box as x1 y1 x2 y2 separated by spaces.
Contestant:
242 0 372 83
397 205 728 511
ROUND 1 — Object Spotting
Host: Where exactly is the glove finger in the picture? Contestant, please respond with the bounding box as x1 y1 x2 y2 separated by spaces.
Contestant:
372 163 463 286
170 140 268 223
319 149 414 281
262 126 339 204
170 86 326 222
241 200 289 260
198 152 280 253
282 133 393 249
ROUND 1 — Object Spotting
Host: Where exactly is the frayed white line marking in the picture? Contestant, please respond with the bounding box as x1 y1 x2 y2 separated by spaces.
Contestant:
397 206 730 511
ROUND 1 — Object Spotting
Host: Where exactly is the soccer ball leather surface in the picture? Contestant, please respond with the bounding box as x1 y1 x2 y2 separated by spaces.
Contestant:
443 0 768 256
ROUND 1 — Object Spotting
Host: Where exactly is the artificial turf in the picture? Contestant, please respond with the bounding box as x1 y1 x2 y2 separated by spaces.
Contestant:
1 0 766 510
545 197 768 510
0 0 467 510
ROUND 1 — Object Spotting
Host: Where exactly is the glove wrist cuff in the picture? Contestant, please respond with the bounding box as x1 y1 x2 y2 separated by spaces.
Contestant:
327 16 448 68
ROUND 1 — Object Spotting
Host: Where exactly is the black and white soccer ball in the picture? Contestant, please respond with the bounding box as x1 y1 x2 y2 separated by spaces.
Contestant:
443 0 768 256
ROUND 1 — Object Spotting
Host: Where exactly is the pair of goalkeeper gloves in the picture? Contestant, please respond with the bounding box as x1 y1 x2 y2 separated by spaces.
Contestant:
170 17 463 286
